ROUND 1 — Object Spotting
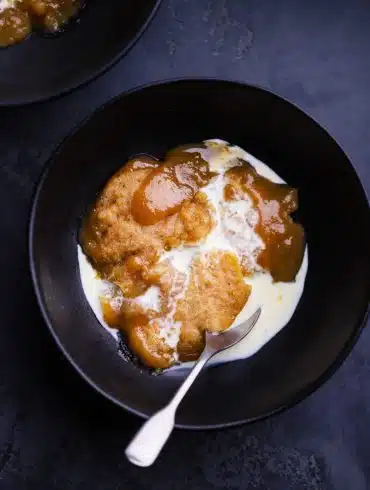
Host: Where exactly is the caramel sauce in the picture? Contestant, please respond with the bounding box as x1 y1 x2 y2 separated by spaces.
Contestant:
131 147 215 225
0 0 81 47
225 162 305 282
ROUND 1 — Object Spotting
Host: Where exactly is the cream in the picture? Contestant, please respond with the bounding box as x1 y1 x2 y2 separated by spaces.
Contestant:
134 286 161 313
78 246 119 341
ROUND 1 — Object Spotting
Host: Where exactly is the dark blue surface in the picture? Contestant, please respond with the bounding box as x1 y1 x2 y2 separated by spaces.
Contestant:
0 1 369 488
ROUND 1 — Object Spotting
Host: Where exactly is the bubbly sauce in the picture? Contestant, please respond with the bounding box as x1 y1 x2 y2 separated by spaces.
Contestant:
79 140 307 370
0 0 81 47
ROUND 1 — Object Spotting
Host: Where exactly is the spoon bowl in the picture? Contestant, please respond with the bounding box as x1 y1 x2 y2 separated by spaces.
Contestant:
205 308 262 352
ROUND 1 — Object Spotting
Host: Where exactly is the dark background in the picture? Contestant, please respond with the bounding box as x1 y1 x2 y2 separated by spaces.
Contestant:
1 0 369 488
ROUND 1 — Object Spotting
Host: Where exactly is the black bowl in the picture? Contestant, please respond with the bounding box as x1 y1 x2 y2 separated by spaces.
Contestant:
29 80 370 429
0 0 161 106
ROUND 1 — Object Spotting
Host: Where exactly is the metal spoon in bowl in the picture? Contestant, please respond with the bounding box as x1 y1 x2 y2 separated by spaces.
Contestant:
125 307 261 467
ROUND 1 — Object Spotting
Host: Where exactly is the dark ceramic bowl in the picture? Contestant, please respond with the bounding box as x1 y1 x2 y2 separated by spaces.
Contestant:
0 0 161 106
29 80 370 429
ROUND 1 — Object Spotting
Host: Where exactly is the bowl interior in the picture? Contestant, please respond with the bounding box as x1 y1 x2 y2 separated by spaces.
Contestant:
0 0 160 105
30 80 370 428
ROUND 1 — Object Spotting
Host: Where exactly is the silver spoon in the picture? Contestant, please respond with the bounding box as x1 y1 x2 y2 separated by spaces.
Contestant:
125 307 261 467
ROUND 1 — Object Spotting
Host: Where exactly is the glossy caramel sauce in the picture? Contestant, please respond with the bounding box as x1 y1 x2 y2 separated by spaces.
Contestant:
0 0 81 47
132 146 215 225
224 161 305 282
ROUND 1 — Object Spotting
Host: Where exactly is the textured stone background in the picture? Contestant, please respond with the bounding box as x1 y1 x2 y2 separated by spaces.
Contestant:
0 0 369 489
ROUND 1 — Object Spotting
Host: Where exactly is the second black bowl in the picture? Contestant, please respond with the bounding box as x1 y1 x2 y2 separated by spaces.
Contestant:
0 0 161 105
29 80 370 428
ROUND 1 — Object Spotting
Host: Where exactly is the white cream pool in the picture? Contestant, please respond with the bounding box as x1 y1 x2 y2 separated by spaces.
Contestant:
77 140 308 368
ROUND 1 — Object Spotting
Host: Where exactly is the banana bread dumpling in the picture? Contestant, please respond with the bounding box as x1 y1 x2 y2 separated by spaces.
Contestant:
81 154 214 298
175 251 251 361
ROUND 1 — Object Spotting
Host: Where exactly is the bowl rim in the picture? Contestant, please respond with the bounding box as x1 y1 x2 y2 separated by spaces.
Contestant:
29 78 370 430
0 0 162 107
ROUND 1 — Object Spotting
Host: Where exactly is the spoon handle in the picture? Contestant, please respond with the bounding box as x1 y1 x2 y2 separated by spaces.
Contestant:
125 347 214 467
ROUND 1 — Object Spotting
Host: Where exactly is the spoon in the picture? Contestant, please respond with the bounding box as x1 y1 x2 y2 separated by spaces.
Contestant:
125 307 261 467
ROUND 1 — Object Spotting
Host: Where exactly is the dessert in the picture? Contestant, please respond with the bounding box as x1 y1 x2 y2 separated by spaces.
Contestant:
79 140 308 369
